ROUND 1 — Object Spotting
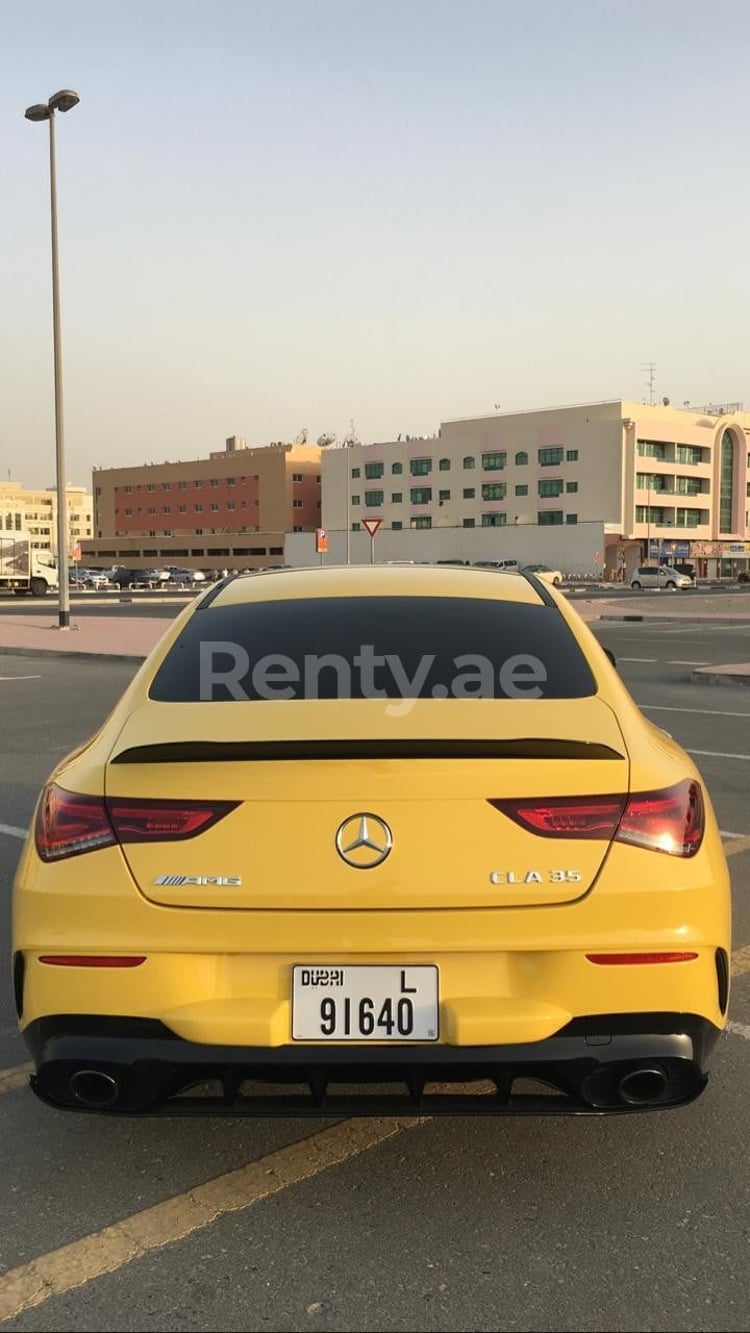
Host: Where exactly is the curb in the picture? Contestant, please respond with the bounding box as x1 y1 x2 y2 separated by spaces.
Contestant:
0 645 146 665
692 667 750 687
599 614 644 622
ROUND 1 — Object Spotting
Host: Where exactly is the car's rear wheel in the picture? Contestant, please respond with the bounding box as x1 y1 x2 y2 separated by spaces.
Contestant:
631 580 642 589
666 580 676 589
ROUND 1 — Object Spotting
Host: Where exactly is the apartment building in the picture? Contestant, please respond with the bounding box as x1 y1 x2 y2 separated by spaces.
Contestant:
0 482 92 555
83 436 322 571
320 400 750 576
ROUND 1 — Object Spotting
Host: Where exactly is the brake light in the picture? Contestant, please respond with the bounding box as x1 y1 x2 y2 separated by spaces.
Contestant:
36 787 116 861
35 784 238 862
491 779 704 858
106 798 238 842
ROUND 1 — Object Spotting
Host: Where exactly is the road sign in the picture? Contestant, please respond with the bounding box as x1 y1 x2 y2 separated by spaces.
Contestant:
362 518 382 537
70 540 81 561
315 527 328 554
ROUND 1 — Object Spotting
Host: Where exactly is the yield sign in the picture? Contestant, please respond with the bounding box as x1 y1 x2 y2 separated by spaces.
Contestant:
362 518 382 537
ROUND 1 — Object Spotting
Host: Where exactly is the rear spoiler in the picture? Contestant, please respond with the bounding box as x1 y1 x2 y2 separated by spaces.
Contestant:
111 738 625 765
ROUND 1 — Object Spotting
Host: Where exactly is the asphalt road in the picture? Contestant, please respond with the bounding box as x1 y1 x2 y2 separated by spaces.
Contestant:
0 639 748 1333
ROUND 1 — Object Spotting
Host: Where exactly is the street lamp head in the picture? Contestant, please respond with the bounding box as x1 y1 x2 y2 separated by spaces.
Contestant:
25 103 51 122
48 89 80 114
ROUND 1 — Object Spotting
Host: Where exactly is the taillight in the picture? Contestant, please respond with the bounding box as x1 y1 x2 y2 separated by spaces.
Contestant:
491 779 705 858
36 787 116 862
616 780 704 857
489 795 626 840
106 798 238 842
35 784 237 862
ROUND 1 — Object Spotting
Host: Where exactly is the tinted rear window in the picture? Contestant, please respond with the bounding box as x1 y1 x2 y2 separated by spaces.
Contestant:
149 596 596 702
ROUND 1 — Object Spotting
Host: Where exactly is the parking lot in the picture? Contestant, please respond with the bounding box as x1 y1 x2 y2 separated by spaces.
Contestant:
0 621 749 1332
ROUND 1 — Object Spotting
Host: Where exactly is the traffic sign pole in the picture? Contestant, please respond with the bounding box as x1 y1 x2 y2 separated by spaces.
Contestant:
361 517 382 563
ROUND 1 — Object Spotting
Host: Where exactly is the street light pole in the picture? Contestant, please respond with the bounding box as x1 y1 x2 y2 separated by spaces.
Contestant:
25 89 80 629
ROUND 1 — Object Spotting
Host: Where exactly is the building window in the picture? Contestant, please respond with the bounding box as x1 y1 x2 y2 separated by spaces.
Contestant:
410 458 432 476
676 445 704 466
538 510 564 525
124 508 132 516
482 452 506 471
162 506 171 514
439 458 451 472
481 483 506 501
148 507 156 515
411 516 432 529
481 513 506 527
637 440 667 459
410 487 432 505
391 492 403 503
365 490 384 507
293 525 303 533
195 504 203 512
463 517 475 528
635 505 666 524
179 504 187 513
228 501 236 511
566 449 579 462
675 476 704 496
124 485 132 494
566 514 578 525
211 502 220 512
210 478 219 488
720 430 734 533
439 489 451 502
293 499 303 508
636 472 666 492
351 467 360 479
566 481 578 493
538 479 563 497
162 483 170 491
463 487 475 499
514 452 528 466
292 472 303 482
515 484 528 496
351 521 361 531
392 520 403 530
147 484 156 492
392 462 403 475
365 462 384 479
675 507 708 528
195 480 202 489
351 495 360 506
178 481 188 490
463 456 475 470
538 448 564 467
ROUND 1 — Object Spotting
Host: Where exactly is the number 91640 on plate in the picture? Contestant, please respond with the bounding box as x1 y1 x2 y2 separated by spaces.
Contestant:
292 965 439 1041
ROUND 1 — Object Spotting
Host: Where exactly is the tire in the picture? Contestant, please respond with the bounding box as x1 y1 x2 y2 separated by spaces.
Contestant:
631 580 642 590
29 578 47 597
553 576 562 586
666 580 676 590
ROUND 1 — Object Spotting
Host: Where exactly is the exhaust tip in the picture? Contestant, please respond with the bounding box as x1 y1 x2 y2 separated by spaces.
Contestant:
69 1068 120 1108
618 1066 668 1107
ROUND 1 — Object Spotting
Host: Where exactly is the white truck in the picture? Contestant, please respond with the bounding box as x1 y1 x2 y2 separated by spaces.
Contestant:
0 535 59 597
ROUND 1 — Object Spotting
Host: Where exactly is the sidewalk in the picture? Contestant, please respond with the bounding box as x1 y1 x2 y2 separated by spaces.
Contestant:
0 615 173 663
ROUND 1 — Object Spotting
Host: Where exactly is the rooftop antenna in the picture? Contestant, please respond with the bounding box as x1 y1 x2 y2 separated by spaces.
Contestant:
643 362 656 406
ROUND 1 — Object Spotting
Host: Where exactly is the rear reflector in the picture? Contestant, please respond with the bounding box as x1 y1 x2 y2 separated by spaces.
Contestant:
35 785 238 862
586 952 699 965
39 955 147 967
491 779 704 858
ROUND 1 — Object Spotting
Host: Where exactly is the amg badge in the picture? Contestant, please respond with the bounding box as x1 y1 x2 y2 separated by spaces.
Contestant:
154 875 243 887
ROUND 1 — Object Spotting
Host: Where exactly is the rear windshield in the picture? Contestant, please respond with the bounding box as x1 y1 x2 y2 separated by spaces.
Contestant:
149 596 596 702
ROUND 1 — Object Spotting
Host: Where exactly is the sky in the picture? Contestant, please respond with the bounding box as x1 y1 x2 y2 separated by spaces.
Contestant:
2 0 750 488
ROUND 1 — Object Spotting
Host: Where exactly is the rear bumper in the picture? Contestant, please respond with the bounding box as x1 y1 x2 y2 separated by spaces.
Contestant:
24 1012 721 1117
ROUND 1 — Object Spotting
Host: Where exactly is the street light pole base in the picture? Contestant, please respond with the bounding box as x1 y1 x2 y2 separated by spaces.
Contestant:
58 611 70 630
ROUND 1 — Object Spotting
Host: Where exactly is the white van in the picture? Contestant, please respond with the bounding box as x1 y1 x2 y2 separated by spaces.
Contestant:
630 565 694 591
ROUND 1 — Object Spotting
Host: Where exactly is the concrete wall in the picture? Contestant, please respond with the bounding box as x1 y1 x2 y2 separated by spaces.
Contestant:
285 520 607 575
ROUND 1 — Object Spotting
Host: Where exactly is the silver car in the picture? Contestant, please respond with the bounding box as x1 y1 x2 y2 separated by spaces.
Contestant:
630 565 694 590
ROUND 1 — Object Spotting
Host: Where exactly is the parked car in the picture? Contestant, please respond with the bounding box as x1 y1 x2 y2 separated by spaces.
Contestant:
109 568 161 589
164 567 207 584
521 563 563 587
473 559 519 570
630 565 694 591
14 564 730 1119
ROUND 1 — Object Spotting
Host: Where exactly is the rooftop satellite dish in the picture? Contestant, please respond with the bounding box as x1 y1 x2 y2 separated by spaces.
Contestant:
317 433 337 447
662 396 670 406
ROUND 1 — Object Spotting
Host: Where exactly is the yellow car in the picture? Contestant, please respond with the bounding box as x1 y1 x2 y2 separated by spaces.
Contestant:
12 566 731 1117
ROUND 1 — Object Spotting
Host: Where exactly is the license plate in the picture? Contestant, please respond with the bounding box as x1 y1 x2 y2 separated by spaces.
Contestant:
292 965 439 1041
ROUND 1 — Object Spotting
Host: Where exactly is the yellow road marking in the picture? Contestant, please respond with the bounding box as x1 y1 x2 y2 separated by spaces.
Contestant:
0 1062 32 1095
731 944 750 977
0 1115 426 1323
726 835 750 859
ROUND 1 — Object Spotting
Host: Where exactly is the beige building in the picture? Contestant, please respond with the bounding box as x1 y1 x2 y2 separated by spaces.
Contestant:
83 436 322 572
0 482 92 555
320 400 750 576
